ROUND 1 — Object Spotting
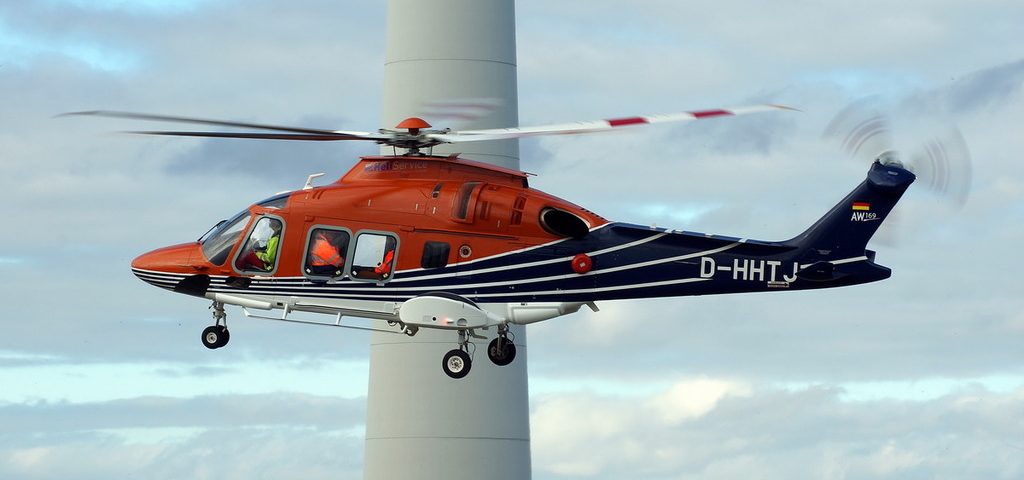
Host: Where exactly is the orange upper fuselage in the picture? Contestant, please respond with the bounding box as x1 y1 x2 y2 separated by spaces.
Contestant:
133 155 608 277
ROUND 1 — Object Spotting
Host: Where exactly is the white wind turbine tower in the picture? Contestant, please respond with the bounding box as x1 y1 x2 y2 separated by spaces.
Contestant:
364 1 531 479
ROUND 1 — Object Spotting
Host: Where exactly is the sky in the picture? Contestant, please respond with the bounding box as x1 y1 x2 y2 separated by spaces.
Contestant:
1 0 1023 479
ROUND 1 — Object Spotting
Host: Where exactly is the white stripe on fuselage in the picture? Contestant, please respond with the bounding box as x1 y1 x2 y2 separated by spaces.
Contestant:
469 277 712 298
131 235 762 300
185 238 743 297
388 228 668 283
799 256 868 269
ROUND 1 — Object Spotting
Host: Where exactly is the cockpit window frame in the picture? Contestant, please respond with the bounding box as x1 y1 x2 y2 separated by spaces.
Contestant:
200 209 253 267
231 213 287 277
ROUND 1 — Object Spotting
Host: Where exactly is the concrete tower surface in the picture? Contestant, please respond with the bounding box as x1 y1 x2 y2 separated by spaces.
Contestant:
364 1 530 479
379 0 520 168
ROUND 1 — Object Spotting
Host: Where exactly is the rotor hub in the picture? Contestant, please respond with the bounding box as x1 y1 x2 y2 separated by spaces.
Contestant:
395 117 431 130
876 150 903 168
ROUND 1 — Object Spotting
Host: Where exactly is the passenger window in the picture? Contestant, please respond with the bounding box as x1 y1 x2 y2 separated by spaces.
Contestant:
235 216 284 273
421 241 450 269
304 228 350 278
351 232 398 281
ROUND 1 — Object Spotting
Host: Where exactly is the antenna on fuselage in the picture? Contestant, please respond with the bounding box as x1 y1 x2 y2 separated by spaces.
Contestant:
303 172 326 190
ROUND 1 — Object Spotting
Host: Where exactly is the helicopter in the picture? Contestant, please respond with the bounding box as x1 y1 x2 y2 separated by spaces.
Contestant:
69 104 919 379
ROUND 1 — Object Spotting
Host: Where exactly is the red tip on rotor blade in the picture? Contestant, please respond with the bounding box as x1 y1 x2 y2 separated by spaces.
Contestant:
691 109 733 119
607 117 649 127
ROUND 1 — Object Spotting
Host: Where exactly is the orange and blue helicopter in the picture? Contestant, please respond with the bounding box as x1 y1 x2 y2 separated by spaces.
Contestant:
69 105 923 378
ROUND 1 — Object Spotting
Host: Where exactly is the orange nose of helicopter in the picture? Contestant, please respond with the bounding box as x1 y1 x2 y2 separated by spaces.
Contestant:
131 243 209 295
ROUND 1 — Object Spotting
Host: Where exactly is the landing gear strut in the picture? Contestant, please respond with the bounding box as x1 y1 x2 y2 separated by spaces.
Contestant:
441 326 517 378
441 330 472 379
202 301 230 349
487 324 516 367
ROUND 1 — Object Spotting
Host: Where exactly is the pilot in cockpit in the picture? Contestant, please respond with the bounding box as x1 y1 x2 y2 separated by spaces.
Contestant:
237 218 283 272
255 221 282 269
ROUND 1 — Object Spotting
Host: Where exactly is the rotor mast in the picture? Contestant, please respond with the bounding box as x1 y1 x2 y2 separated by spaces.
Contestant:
379 0 520 168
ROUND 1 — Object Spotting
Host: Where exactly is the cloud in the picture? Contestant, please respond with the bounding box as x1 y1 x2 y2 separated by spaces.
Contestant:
4 383 1023 480
44 0 214 15
530 382 1024 480
0 350 67 368
918 58 1024 114
0 393 364 433
649 378 753 423
0 392 367 479
0 427 365 480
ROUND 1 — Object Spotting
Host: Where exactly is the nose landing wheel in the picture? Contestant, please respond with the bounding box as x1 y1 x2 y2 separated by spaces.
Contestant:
202 301 230 350
442 349 471 379
442 329 473 379
202 325 230 349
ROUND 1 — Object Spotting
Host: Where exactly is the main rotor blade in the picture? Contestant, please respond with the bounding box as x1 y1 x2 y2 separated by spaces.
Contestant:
61 110 380 138
429 104 795 143
124 130 383 141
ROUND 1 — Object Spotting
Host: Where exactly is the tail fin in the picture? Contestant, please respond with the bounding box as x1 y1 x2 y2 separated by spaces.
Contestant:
788 160 915 260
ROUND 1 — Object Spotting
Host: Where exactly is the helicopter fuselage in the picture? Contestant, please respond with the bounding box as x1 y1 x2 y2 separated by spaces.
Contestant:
132 154 909 311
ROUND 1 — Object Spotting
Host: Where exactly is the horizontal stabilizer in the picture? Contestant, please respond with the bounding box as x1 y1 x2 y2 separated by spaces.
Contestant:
796 261 839 282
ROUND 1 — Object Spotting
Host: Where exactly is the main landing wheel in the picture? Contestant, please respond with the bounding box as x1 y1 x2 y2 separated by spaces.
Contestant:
201 325 230 349
442 349 472 379
487 337 517 366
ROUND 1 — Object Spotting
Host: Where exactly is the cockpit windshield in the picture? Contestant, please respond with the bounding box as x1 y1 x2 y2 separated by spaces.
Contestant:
199 194 289 267
201 209 251 266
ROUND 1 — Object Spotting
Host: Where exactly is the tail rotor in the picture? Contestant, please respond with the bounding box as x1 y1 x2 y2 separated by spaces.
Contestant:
823 97 972 206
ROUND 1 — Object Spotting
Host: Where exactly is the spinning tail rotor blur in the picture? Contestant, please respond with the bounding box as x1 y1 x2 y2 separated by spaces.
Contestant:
824 97 972 207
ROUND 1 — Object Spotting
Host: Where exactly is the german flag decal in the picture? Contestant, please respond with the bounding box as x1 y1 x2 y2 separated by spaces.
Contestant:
852 202 871 211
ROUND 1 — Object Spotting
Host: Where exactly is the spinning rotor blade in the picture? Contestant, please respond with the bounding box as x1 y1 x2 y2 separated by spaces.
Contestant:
824 107 894 161
824 98 972 206
909 128 971 206
123 131 379 141
429 104 795 143
66 103 794 150
62 110 386 141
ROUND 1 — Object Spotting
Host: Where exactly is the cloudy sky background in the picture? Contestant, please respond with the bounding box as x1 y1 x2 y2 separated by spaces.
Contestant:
2 0 1023 478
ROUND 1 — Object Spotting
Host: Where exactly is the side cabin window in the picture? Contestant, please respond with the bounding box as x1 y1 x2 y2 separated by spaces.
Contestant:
421 241 450 269
351 232 398 282
234 216 284 274
304 227 351 279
